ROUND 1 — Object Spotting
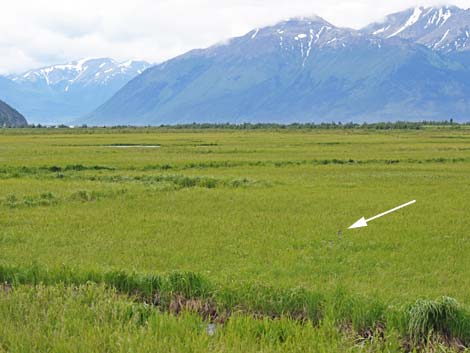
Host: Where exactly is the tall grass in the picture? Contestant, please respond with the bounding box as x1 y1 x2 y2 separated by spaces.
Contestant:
217 284 324 324
405 297 470 346
0 263 468 350
0 283 367 353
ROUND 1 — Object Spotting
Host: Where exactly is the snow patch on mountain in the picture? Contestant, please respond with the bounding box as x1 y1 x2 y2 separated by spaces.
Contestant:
365 5 470 53
11 58 151 90
388 7 423 38
434 29 450 49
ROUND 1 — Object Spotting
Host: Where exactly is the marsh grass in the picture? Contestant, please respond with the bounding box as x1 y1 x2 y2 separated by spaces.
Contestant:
2 128 470 352
0 283 374 353
0 164 115 178
2 192 58 208
142 157 470 172
405 297 470 347
69 189 128 202
0 264 469 350
217 284 324 324
328 288 387 335
1 190 127 208
1 157 469 181
81 174 262 189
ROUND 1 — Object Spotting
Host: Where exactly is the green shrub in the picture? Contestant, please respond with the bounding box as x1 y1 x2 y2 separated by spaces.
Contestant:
406 296 468 345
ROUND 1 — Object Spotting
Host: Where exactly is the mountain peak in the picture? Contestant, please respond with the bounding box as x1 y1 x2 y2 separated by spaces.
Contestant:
364 5 470 53
11 58 151 89
245 15 335 38
272 15 335 30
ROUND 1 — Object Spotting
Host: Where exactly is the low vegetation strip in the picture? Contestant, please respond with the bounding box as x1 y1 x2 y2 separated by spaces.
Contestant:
0 264 469 351
144 157 470 170
1 192 59 208
81 175 262 189
0 164 115 179
1 189 128 209
0 157 469 180
0 167 263 189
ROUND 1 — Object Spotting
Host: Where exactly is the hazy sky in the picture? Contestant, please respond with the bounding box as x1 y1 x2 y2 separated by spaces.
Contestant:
1 0 469 74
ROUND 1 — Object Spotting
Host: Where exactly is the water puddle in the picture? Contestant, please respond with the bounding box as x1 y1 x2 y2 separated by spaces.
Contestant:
206 323 217 336
103 145 160 148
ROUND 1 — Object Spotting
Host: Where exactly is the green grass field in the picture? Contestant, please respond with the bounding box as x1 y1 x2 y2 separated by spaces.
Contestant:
1 127 470 352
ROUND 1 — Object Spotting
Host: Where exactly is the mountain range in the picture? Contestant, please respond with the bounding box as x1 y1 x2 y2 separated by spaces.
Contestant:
364 6 470 53
86 5 470 125
1 5 469 126
0 59 150 124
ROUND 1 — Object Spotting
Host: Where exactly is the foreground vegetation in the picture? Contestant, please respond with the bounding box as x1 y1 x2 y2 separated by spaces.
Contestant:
0 275 468 352
1 127 470 351
0 283 395 353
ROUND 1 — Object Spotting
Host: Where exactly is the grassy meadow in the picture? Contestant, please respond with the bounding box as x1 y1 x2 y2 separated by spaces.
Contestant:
1 127 470 352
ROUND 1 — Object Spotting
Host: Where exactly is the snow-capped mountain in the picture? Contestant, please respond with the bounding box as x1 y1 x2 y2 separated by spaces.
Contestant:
85 15 470 125
1 58 151 124
364 6 470 53
3 6 470 126
10 58 150 91
241 16 385 61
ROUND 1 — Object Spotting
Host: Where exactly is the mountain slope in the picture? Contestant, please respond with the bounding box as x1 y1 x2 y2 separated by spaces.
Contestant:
0 100 28 127
1 58 151 124
86 16 470 125
364 6 470 53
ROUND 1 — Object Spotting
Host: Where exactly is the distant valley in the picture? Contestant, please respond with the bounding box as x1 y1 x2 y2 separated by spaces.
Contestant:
0 59 150 124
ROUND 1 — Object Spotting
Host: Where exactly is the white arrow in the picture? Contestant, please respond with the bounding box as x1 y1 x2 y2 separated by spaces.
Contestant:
348 200 416 229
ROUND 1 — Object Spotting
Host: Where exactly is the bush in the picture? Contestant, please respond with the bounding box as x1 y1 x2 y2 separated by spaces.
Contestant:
406 296 467 345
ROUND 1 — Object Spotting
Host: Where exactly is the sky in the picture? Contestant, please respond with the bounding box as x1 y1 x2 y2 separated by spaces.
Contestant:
1 0 469 74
